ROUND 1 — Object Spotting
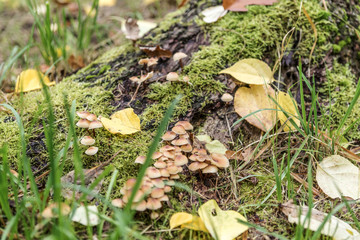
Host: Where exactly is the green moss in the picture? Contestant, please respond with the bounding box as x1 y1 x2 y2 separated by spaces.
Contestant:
319 61 360 140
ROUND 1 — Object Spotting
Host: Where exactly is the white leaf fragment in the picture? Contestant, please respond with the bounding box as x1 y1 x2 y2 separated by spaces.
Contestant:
282 201 360 240
71 205 100 226
201 5 228 23
316 155 360 200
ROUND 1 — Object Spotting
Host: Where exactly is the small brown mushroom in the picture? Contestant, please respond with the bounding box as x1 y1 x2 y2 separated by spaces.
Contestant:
164 185 172 193
146 167 162 179
202 165 218 174
152 152 163 159
80 136 95 145
171 138 189 146
160 145 175 152
76 111 90 119
210 153 229 168
221 93 233 102
173 52 187 69
150 211 160 219
135 155 146 164
88 120 103 130
154 160 167 169
166 72 179 82
151 188 165 198
170 174 180 180
146 198 162 210
162 131 176 141
181 144 193 153
111 198 124 208
174 154 188 166
76 119 90 128
160 168 170 177
85 146 98 155
171 125 186 135
175 121 193 131
86 113 97 121
133 200 147 211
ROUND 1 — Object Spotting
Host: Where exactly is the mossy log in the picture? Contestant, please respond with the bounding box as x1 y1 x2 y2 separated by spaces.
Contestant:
1 0 360 238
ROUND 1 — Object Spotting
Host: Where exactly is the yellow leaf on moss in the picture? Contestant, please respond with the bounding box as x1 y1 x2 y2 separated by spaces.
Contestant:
276 91 300 131
15 69 55 93
234 84 276 132
220 58 274 85
100 108 140 135
170 212 208 232
198 200 248 240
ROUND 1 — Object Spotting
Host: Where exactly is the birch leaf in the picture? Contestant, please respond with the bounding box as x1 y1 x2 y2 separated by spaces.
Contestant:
71 205 100 226
276 91 300 131
198 200 248 240
201 5 228 23
234 84 276 131
220 59 274 85
100 108 141 135
316 155 360 200
282 201 360 240
15 69 55 93
170 212 208 232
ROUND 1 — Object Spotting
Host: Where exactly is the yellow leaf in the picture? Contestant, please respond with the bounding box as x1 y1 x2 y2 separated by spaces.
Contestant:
198 200 248 240
276 91 300 131
220 58 274 85
170 212 208 232
99 0 116 7
234 85 276 132
15 69 55 93
100 108 141 135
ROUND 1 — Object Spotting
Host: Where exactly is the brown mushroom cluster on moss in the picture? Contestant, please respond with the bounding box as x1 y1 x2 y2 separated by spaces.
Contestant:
113 120 230 218
76 111 103 156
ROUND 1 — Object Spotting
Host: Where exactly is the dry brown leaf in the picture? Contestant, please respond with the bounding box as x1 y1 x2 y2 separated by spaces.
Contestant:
234 84 276 131
223 0 278 12
68 55 85 71
139 45 172 58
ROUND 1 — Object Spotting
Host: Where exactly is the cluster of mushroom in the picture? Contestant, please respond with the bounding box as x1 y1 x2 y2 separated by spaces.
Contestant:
166 52 191 84
76 111 103 156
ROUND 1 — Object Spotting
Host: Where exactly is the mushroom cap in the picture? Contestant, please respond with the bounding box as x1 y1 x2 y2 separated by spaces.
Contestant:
179 132 189 138
188 162 200 171
167 165 180 175
123 189 144 203
162 131 176 141
198 149 207 155
146 198 162 210
42 203 70 219
189 154 197 161
154 160 167 169
129 76 140 83
160 145 175 152
171 138 189 146
76 111 90 119
198 162 209 169
181 144 193 153
171 125 186 134
140 71 153 82
111 198 124 208
150 211 160 219
133 200 147 211
125 178 137 190
221 93 233 102
174 154 188 166
146 167 162 179
166 72 179 81
174 146 182 152
164 185 172 193
160 168 170 177
152 178 165 188
202 165 218 174
80 136 95 145
89 120 103 129
152 152 163 159
135 155 146 164
86 113 97 121
148 57 158 67
210 153 229 168
159 195 169 202
138 58 149 65
76 119 91 128
175 121 193 131
163 151 175 159
173 52 188 61
170 174 180 180
151 188 165 198
85 146 98 155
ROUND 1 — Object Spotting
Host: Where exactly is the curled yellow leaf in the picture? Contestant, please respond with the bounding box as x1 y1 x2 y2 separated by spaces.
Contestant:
220 58 274 85
170 212 208 232
276 91 300 131
100 108 140 135
15 69 55 93
198 200 248 240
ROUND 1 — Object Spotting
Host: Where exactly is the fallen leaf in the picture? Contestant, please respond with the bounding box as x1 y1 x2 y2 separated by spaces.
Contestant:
198 200 248 240
220 58 274 85
316 155 360 200
71 205 100 226
234 84 276 131
99 0 116 7
100 108 141 135
282 201 360 240
223 0 278 12
205 140 227 155
68 55 85 71
276 91 300 131
201 5 228 23
139 45 172 58
196 134 212 144
124 18 140 41
170 212 208 232
225 150 243 160
42 202 71 219
15 69 55 93
60 169 104 200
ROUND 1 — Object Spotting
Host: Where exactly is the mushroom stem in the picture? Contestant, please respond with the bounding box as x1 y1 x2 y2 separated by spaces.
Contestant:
179 59 184 71
92 129 96 137
128 82 142 106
